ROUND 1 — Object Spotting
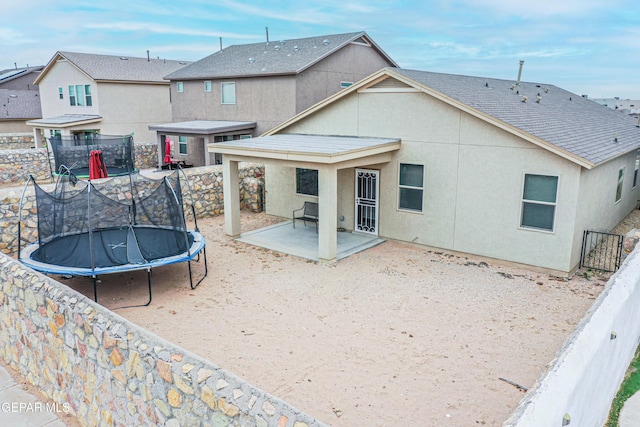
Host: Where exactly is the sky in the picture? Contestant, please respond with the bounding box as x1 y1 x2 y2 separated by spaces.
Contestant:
2 0 639 99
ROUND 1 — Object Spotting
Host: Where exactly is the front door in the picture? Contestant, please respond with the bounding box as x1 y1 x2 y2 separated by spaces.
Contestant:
355 169 379 235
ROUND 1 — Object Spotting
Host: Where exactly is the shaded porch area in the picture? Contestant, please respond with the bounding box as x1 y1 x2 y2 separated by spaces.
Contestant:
213 133 401 263
238 220 385 262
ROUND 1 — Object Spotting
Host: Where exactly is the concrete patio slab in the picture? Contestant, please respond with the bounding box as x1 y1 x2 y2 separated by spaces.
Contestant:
236 220 385 261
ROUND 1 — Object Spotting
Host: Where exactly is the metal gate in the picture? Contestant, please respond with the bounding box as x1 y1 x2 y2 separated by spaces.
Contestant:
580 230 624 273
355 169 379 235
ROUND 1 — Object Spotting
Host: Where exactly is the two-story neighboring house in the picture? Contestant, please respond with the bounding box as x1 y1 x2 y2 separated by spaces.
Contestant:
151 31 397 167
0 66 44 133
27 52 191 148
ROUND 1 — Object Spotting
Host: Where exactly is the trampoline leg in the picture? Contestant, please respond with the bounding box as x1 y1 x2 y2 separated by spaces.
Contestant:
92 276 98 302
189 246 208 290
145 269 152 306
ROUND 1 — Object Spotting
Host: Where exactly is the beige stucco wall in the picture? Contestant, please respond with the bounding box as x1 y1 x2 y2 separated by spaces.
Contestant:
170 76 296 136
294 42 394 113
38 60 98 119
98 82 172 142
37 60 172 142
169 41 394 137
265 88 633 274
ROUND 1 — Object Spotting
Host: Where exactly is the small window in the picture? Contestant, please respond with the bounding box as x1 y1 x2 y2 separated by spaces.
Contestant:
68 85 76 106
616 167 625 203
521 174 558 231
240 134 252 139
340 81 353 88
221 82 236 104
58 87 63 99
204 81 212 92
178 136 187 155
633 151 639 189
85 85 92 106
398 163 424 212
177 82 184 93
296 168 318 196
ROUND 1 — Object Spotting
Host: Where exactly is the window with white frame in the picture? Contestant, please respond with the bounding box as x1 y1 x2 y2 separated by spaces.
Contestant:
520 174 558 231
178 136 187 155
68 85 76 106
177 82 184 93
68 85 91 107
221 82 236 104
58 87 63 99
204 81 212 92
398 163 424 212
84 85 92 106
296 168 318 196
616 167 625 203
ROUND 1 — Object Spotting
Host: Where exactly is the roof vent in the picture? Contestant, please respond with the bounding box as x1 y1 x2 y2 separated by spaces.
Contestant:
521 96 528 103
536 96 542 103
274 44 281 50
249 57 255 63
485 82 489 88
323 39 329 45
119 57 128 60
294 45 300 51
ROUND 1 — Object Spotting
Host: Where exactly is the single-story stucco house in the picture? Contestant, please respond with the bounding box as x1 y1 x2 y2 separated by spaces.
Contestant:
212 67 640 276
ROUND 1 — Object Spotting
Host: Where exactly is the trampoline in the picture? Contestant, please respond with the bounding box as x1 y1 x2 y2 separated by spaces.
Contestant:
18 168 208 307
47 133 137 178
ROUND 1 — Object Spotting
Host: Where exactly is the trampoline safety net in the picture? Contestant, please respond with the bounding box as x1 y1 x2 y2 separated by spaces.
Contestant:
48 134 136 177
32 171 191 270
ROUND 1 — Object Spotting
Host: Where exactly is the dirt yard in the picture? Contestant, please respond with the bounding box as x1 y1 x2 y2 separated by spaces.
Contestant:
60 211 613 426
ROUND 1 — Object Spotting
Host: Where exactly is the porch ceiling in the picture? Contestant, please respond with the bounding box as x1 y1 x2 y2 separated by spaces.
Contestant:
210 133 401 164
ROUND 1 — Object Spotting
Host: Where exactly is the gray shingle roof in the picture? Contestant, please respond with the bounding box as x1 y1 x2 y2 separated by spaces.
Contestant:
42 52 191 83
165 31 396 80
391 68 640 167
0 89 41 119
0 66 44 85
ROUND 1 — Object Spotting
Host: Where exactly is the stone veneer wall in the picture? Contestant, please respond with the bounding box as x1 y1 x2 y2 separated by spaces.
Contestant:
0 164 264 256
0 253 326 427
0 133 35 150
0 142 158 186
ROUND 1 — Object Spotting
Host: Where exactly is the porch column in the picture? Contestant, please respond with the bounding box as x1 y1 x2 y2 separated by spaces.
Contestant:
318 166 338 263
156 133 165 169
204 136 212 166
223 157 241 237
32 128 43 148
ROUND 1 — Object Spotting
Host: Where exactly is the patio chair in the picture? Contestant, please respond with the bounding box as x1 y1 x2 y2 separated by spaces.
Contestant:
293 201 319 233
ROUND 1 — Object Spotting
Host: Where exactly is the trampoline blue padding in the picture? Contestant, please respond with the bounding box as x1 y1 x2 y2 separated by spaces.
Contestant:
20 228 205 277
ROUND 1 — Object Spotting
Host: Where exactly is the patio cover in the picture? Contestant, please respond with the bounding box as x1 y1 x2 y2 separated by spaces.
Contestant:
149 120 256 166
26 114 103 148
212 133 401 262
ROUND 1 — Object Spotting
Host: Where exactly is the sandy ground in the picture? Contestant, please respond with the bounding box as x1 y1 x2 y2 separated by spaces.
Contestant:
57 211 614 426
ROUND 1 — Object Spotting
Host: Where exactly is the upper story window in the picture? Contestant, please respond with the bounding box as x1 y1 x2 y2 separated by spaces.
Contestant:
340 81 353 88
204 81 212 92
58 87 63 99
398 163 424 212
221 82 236 104
177 82 184 93
68 85 92 107
616 167 625 203
520 174 558 232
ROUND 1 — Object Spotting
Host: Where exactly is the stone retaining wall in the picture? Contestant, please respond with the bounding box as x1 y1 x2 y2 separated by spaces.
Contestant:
0 253 326 427
0 133 35 150
0 142 158 186
0 164 264 256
